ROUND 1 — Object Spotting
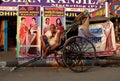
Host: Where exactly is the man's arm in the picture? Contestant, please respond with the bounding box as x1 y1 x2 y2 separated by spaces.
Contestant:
56 31 61 44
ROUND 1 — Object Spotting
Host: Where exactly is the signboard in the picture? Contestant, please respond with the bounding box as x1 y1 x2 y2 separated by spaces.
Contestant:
16 5 41 58
0 11 17 16
0 0 107 16
0 0 105 8
78 21 116 56
90 7 105 17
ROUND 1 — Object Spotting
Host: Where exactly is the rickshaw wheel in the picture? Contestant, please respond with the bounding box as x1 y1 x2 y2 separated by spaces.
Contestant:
62 36 96 72
54 51 65 67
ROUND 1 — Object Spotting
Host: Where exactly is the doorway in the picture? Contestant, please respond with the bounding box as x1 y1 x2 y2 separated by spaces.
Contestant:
8 16 17 50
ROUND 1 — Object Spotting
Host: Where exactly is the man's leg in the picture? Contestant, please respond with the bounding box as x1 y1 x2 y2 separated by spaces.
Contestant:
41 46 50 59
40 43 59 59
50 43 59 51
40 35 49 59
41 35 47 51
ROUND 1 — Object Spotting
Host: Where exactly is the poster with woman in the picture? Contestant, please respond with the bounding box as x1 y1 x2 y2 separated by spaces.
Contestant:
78 21 116 56
17 5 41 58
42 7 65 35
41 7 65 61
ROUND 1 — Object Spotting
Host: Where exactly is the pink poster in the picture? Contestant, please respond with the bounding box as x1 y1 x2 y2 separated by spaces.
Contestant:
17 5 41 58
41 7 65 60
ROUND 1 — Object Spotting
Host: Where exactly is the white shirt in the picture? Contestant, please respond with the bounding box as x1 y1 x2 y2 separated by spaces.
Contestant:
45 30 58 46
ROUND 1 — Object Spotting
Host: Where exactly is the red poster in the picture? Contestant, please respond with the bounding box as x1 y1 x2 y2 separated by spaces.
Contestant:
17 5 41 58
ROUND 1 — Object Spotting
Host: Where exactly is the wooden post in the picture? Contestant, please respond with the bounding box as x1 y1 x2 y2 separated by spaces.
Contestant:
105 1 109 17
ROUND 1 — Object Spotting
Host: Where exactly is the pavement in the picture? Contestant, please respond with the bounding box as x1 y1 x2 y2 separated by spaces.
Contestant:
0 50 59 68
0 50 17 68
0 50 16 61
0 49 120 68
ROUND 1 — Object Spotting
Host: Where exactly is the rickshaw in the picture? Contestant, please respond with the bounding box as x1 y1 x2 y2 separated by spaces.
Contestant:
11 10 96 72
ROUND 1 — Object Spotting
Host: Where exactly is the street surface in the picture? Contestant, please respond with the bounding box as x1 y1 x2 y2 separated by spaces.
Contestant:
0 66 120 81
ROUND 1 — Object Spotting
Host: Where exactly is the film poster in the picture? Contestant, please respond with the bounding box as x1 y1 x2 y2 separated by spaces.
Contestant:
16 5 41 58
42 7 65 62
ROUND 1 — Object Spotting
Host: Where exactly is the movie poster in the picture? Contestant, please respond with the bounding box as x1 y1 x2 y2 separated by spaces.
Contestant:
42 7 65 60
78 21 116 56
16 5 41 58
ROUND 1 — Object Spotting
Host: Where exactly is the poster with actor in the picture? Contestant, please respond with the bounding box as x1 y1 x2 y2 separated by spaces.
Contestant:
41 7 65 61
16 5 41 58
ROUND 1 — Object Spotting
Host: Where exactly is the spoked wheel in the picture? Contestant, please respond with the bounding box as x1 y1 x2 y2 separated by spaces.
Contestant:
54 51 65 67
62 36 96 72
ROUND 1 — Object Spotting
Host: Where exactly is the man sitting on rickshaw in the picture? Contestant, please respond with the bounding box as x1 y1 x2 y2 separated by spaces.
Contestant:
40 24 61 59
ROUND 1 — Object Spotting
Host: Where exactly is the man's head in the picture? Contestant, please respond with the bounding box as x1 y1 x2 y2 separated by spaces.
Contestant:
21 17 26 24
50 24 56 33
45 18 50 24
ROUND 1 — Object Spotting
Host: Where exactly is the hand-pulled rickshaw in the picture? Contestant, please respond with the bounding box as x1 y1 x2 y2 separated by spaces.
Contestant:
9 0 120 72
11 11 97 72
